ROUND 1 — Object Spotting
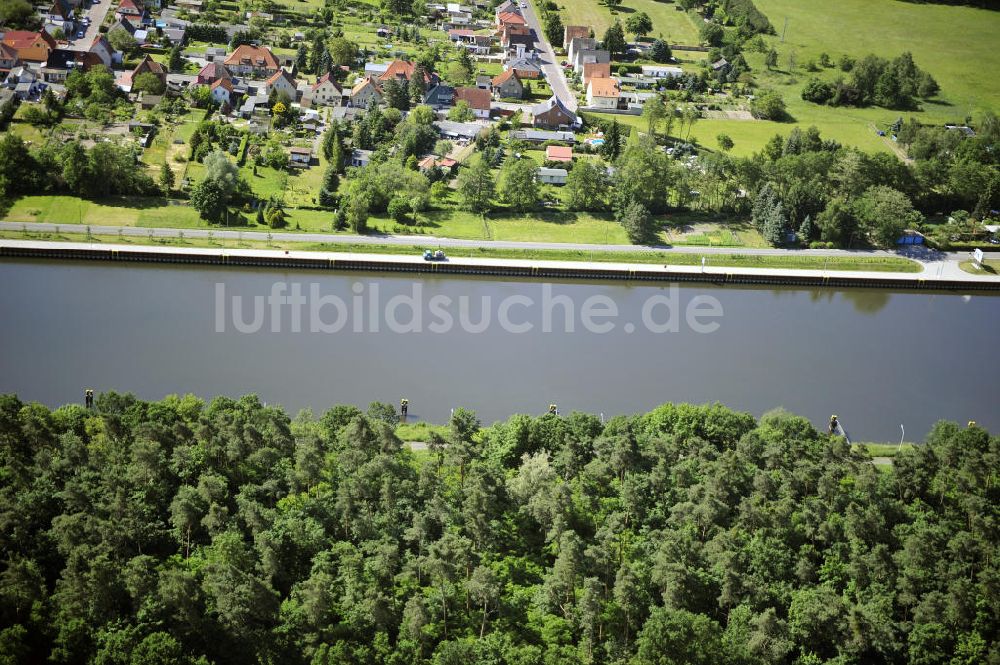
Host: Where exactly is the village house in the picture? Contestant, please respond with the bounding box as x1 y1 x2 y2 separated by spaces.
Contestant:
288 146 312 167
563 25 590 50
89 36 115 68
0 43 21 72
500 23 531 47
224 44 280 78
586 77 620 109
307 72 344 107
5 65 38 96
210 77 234 106
475 74 492 90
494 0 518 19
445 2 473 27
491 69 523 100
509 129 576 143
640 65 683 79
537 167 567 185
449 30 492 55
506 56 542 79
423 83 454 109
582 62 611 88
2 31 57 63
127 54 166 89
417 155 457 174
174 0 201 13
197 61 231 85
531 95 577 129
448 28 475 45
496 10 526 33
573 48 610 74
40 49 78 82
115 0 146 23
107 18 135 44
164 27 186 44
350 76 383 108
351 148 372 167
545 145 573 163
265 69 298 100
379 59 432 84
239 93 269 119
43 0 75 36
454 86 491 119
364 62 389 78
567 37 597 65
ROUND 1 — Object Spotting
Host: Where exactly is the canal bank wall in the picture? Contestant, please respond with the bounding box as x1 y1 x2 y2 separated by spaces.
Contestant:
2 240 998 292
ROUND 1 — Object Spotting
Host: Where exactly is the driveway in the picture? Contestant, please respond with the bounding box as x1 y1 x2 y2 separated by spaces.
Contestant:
520 0 578 111
69 0 113 52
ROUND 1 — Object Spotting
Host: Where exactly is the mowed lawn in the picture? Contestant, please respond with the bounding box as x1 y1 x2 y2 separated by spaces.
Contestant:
2 196 634 244
553 0 701 45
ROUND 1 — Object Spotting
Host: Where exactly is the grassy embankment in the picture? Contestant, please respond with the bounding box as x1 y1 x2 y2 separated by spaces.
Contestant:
5 195 774 247
0 228 922 272
960 259 999 275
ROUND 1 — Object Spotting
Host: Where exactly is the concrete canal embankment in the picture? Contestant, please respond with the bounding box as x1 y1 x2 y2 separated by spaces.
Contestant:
2 240 998 292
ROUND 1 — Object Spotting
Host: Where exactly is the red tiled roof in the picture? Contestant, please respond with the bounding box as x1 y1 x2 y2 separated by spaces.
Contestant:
132 54 165 77
546 145 572 162
210 77 233 91
455 86 491 111
2 31 57 51
198 61 230 80
266 68 296 87
498 11 526 25
224 44 279 70
492 69 520 86
378 59 431 83
582 62 610 84
351 76 381 95
588 77 619 98
311 72 341 92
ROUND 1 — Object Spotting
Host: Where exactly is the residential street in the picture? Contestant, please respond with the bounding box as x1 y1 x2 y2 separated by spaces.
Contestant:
69 0 113 51
520 0 578 111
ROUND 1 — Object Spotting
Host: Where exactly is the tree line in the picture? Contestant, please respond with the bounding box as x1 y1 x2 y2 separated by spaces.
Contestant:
0 392 996 664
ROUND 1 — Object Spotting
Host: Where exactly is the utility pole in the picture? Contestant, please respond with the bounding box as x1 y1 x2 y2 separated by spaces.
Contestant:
781 17 788 43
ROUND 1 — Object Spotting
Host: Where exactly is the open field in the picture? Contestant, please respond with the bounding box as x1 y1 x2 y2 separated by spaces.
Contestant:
711 0 1000 154
0 228 923 272
551 0 701 45
755 0 1000 117
587 0 999 155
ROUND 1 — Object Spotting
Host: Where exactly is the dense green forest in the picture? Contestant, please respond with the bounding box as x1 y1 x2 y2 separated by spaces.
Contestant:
0 393 997 665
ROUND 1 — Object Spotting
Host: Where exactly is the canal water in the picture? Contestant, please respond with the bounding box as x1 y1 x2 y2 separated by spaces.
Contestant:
1 259 997 441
